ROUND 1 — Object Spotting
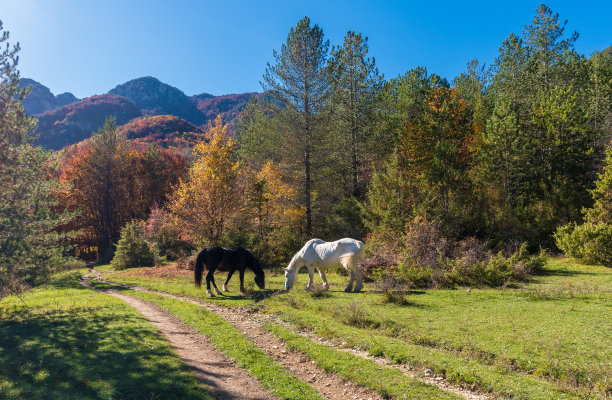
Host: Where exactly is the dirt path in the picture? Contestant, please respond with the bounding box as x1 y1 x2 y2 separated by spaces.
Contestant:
88 271 490 400
81 277 278 400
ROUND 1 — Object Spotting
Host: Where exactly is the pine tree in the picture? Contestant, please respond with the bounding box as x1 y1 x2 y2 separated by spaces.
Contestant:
328 31 383 197
262 16 330 236
0 21 76 295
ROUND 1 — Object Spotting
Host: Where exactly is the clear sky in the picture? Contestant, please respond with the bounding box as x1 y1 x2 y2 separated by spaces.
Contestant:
0 0 610 98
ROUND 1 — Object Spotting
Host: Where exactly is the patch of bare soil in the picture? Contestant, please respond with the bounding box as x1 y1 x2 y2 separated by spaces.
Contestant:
81 277 278 400
89 270 491 400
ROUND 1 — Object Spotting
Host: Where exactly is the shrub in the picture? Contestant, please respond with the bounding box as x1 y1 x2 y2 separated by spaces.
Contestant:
555 222 612 267
145 207 193 260
111 221 159 269
370 217 547 288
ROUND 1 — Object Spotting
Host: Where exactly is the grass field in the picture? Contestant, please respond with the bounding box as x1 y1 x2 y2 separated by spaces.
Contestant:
0 270 212 400
99 257 612 399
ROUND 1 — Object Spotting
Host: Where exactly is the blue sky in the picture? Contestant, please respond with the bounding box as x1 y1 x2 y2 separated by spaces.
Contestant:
1 0 610 98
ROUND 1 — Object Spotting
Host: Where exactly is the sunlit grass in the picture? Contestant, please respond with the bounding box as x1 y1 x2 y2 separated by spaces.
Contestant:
100 257 612 398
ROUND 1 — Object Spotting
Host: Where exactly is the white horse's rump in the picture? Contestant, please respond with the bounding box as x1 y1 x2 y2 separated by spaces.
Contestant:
284 238 364 292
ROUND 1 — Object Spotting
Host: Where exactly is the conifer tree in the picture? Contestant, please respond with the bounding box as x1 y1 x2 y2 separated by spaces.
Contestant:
0 21 75 294
328 31 383 197
262 16 330 236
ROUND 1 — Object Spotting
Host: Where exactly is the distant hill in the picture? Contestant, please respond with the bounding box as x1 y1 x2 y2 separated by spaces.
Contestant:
19 78 79 115
36 95 142 150
109 77 206 125
117 115 204 147
23 76 258 150
190 92 258 126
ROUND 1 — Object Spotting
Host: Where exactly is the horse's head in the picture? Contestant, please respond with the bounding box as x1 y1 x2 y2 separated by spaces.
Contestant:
254 269 265 289
284 267 297 290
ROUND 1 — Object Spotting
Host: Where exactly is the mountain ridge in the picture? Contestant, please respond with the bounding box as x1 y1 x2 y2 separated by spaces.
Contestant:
21 77 258 150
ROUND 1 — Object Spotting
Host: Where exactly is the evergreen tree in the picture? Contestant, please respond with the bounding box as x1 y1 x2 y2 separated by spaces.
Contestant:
328 31 383 197
0 21 76 295
262 16 330 236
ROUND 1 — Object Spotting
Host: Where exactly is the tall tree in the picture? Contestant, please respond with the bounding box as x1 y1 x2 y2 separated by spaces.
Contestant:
328 31 383 197
168 116 241 244
262 16 330 236
0 21 75 294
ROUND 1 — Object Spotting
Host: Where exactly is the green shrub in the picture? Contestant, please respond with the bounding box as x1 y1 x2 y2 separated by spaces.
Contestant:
111 221 159 270
555 222 612 267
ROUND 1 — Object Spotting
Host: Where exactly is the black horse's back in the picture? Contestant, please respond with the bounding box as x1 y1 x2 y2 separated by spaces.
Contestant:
194 245 265 292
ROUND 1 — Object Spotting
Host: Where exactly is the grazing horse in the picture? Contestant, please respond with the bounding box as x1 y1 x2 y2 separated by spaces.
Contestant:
194 246 265 297
284 238 364 292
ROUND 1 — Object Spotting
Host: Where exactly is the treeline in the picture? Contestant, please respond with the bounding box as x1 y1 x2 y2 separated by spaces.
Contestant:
237 5 610 252
1 4 611 295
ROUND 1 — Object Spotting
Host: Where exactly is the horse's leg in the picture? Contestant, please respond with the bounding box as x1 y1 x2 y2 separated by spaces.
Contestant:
206 270 215 297
344 269 355 292
317 268 329 290
222 269 235 292
305 264 314 291
211 273 222 295
239 268 246 293
353 264 363 292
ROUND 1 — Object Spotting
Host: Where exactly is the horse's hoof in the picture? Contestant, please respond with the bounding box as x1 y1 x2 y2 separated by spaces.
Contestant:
354 286 363 292
207 290 215 297
344 287 352 292
222 284 228 292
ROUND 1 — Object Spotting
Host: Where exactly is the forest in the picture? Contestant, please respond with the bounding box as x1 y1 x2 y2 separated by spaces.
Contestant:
1 3 611 296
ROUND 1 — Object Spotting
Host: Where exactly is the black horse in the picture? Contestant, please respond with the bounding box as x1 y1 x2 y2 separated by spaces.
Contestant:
194 246 265 296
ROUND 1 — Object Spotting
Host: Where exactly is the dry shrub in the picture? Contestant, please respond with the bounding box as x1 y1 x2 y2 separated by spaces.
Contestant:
176 254 196 271
366 217 547 288
360 228 404 281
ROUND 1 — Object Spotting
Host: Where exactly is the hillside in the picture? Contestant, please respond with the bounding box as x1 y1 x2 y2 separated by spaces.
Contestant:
117 115 204 147
109 77 206 125
19 78 79 115
23 76 258 149
190 92 258 126
36 95 142 150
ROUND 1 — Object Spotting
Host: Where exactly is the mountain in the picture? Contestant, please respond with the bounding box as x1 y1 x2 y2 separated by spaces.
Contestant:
36 95 142 150
109 77 206 125
190 92 258 126
117 115 204 147
23 76 258 150
56 92 79 107
19 78 78 115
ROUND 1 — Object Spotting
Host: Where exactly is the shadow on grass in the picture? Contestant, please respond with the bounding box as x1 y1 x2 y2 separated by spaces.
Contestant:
0 282 209 399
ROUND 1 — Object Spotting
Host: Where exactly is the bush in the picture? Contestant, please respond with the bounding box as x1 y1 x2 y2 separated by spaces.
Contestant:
555 222 612 267
111 221 159 270
145 207 193 260
367 217 547 288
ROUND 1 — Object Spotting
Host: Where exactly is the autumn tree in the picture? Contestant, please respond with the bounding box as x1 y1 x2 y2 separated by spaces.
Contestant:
0 21 76 294
244 161 304 265
168 116 240 245
262 16 330 236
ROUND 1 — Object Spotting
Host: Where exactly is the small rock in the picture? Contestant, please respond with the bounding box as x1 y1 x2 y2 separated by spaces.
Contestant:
273 345 278 349
424 368 433 376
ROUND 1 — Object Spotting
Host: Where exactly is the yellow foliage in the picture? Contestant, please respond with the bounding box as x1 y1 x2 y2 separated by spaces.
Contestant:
168 116 241 244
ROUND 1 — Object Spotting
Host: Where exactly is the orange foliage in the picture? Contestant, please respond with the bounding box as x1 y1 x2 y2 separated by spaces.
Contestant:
167 116 241 244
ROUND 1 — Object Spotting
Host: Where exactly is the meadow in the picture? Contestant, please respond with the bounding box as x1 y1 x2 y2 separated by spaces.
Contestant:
1 258 610 399
95 257 612 399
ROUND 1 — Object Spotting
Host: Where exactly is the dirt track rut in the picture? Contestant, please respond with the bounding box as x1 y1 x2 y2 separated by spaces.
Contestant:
85 271 490 400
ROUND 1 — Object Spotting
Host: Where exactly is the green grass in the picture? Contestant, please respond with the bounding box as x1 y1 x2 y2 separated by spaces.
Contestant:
100 257 612 399
265 323 462 399
0 270 212 400
101 286 325 400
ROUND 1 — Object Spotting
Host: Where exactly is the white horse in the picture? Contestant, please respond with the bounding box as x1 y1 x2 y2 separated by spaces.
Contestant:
284 238 364 292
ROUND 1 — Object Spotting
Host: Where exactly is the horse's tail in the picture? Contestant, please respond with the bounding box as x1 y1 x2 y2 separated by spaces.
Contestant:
340 241 364 271
194 248 207 288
